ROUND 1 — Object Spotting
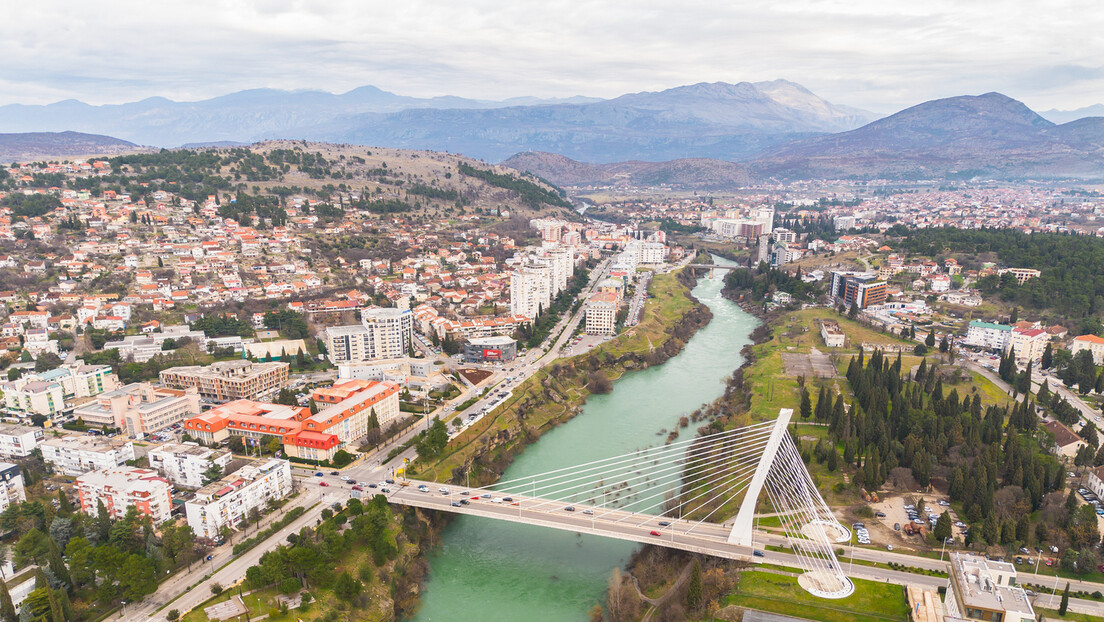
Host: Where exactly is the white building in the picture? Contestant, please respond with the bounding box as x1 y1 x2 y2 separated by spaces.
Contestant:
0 379 66 419
510 264 552 318
76 466 173 523
1086 465 1104 501
148 442 233 489
1005 327 1048 363
0 463 26 512
185 458 292 540
1070 334 1104 365
0 362 118 419
944 553 1034 622
0 424 44 458
325 307 413 364
40 435 137 476
963 321 1013 352
585 292 618 336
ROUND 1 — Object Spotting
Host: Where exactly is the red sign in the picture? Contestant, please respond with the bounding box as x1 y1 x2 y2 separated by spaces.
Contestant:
483 349 502 360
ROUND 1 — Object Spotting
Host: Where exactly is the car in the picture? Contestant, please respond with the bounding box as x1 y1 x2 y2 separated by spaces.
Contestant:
1046 558 1054 566
459 491 469 496
503 497 513 502
649 530 661 536
417 485 429 492
894 523 901 531
451 501 461 507
564 506 575 512
330 471 339 475
582 509 594 515
852 522 865 529
314 472 323 477
875 511 887 518
1019 547 1029 554
1050 545 1059 553
319 482 329 487
903 504 915 510
938 500 950 506
659 521 671 526
1015 557 1023 565
351 484 363 491
886 545 894 551
460 499 470 505
753 550 765 557
368 483 377 489
385 478 395 484
481 493 491 499
380 487 391 493
439 487 450 494
492 497 504 503
340 475 351 482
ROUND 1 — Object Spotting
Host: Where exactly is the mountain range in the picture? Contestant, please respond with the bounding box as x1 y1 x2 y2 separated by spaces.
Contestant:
0 81 879 162
0 131 139 163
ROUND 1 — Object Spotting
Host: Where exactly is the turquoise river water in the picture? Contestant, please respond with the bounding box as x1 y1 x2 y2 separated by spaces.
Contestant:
413 257 758 621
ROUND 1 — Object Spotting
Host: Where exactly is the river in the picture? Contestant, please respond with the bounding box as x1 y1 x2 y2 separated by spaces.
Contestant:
413 257 758 621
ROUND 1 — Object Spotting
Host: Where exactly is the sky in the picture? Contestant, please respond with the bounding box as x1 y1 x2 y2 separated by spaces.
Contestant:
2 0 1102 113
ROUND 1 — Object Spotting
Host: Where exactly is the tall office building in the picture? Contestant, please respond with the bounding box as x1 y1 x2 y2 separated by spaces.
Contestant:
325 307 413 364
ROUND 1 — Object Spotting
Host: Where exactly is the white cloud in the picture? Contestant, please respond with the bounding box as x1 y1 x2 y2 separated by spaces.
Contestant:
0 0 1102 112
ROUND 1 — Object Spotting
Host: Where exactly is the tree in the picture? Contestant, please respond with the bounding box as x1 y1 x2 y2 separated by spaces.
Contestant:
800 387 812 421
334 571 362 602
1042 342 1054 369
934 512 952 542
686 558 703 611
210 582 223 596
275 387 298 406
0 578 15 622
202 459 224 485
925 331 936 347
166 610 180 622
264 436 282 455
1060 582 1070 616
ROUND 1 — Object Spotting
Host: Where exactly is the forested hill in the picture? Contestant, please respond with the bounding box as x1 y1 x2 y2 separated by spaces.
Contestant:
889 227 1104 328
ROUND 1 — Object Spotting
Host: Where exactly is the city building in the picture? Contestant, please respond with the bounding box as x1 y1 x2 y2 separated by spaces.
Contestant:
827 271 887 310
819 320 845 348
943 553 1034 622
324 307 414 364
0 463 26 512
75 466 174 523
185 458 292 540
148 442 233 489
997 268 1041 286
159 360 289 402
585 292 619 336
0 378 66 419
40 435 137 476
1004 327 1048 363
963 321 1013 352
1086 464 1104 501
304 380 402 444
1070 334 1104 366
184 400 308 446
73 383 201 437
1043 420 1087 458
463 335 518 363
0 423 44 458
510 264 552 318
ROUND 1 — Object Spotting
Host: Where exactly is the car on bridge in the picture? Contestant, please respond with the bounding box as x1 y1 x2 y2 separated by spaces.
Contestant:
649 530 661 536
564 506 575 512
417 485 429 492
658 521 671 526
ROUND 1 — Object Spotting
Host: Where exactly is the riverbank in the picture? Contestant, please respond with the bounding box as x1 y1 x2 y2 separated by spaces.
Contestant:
410 265 713 486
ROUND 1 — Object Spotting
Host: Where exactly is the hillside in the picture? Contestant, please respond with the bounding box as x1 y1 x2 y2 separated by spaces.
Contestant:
750 93 1104 180
0 130 142 163
503 151 755 190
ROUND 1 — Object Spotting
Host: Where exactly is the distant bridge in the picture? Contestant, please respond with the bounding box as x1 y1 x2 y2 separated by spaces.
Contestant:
384 410 856 598
687 263 742 277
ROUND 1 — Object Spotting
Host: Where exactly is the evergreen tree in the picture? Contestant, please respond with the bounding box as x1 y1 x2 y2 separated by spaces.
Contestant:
686 559 703 611
800 387 812 421
1059 582 1070 616
1042 342 1053 369
926 331 936 347
0 578 15 622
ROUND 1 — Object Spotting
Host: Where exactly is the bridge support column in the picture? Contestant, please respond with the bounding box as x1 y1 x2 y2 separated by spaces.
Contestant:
727 408 792 547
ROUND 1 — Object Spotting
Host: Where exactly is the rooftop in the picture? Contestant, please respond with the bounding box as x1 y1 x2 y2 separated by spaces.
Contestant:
950 553 1034 617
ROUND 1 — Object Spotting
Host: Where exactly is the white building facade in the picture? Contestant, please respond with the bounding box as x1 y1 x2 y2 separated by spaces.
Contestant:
185 458 292 540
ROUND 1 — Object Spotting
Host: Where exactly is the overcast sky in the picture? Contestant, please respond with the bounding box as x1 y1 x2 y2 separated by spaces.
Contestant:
2 0 1102 113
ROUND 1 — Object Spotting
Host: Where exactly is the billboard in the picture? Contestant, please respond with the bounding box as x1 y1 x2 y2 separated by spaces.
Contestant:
482 349 502 360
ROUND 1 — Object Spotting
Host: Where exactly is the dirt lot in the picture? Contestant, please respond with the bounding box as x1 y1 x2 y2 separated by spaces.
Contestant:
781 349 837 378
457 368 493 385
862 493 961 552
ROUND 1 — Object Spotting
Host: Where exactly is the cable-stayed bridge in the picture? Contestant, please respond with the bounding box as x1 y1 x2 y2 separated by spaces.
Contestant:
385 409 854 598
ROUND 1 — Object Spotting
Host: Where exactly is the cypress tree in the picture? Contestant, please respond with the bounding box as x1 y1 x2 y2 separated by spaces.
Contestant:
0 579 15 622
686 559 703 611
1059 582 1070 616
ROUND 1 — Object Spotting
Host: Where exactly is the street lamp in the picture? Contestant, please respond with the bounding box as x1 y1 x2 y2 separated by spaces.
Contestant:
121 601 127 618
939 537 953 562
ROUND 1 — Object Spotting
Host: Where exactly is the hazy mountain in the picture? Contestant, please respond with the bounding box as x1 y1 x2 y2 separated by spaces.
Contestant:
296 80 881 162
751 93 1104 180
503 151 754 190
1039 104 1104 124
0 131 139 163
0 87 602 147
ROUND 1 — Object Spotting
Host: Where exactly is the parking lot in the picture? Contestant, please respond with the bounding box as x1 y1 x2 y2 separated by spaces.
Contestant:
869 494 962 549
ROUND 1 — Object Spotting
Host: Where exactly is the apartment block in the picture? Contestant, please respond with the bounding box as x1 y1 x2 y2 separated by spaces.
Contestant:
325 307 413 364
76 466 173 523
1070 334 1104 365
827 271 887 310
148 442 233 489
185 458 292 539
963 321 1013 352
73 382 201 437
159 360 289 402
0 423 44 458
0 379 65 419
40 435 137 476
0 462 26 512
585 292 618 336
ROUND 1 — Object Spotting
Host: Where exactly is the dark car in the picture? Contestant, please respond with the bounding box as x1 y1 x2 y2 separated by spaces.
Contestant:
385 478 395 484
564 506 575 512
503 497 513 502
753 550 765 557
658 521 671 527
460 499 470 505
368 483 377 488
330 471 339 475
875 511 887 518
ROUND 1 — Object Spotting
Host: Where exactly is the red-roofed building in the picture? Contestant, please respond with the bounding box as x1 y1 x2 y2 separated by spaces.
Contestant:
1071 334 1104 365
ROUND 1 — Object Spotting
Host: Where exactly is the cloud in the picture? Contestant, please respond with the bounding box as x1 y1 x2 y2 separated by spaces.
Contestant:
1 0 1103 112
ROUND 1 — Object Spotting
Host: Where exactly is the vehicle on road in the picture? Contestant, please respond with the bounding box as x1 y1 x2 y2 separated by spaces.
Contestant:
503 497 513 502
368 483 377 488
319 482 329 487
492 497 504 503
439 487 450 494
451 501 461 507
330 471 339 475
314 472 323 477
460 499 469 505
417 485 429 492
582 509 594 515
564 506 575 512
658 521 671 526
753 550 765 557
649 530 661 536
351 485 363 491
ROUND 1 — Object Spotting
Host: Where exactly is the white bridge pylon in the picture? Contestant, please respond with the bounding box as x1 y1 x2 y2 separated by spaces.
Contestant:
476 408 854 598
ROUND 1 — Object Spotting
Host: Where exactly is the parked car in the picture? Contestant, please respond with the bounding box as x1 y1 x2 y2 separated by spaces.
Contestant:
319 482 329 487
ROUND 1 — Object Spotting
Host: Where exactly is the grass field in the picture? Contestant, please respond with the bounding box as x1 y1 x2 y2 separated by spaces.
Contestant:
721 571 909 622
1036 607 1104 622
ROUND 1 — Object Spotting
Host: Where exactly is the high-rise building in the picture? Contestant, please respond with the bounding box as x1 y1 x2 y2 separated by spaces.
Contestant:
510 265 552 318
40 435 137 476
324 307 413 364
76 466 173 523
148 442 233 489
827 271 887 310
585 292 619 336
185 458 292 540
0 463 26 512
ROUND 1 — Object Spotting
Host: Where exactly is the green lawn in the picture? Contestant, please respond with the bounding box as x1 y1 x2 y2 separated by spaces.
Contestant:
722 571 909 622
1036 607 1104 622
